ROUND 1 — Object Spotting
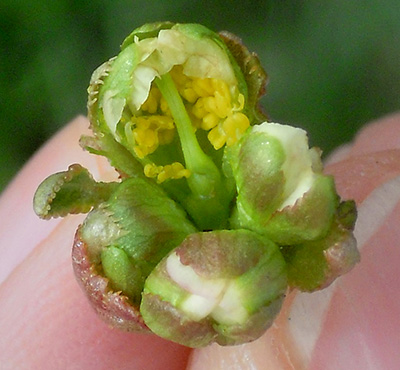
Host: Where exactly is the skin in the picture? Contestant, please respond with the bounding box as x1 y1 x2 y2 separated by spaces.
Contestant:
0 113 399 369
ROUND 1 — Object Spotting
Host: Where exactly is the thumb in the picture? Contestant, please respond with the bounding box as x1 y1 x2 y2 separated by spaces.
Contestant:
0 116 191 369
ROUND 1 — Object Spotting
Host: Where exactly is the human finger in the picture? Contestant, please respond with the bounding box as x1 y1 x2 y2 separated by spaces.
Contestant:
0 116 191 369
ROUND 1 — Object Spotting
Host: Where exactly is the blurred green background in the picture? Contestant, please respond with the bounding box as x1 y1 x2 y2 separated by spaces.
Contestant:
1 0 400 192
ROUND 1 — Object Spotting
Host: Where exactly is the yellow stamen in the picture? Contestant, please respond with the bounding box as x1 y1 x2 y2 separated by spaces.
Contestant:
223 112 250 146
201 112 219 130
144 162 191 183
192 78 214 97
192 98 207 119
132 65 249 179
141 87 160 114
207 112 250 150
214 91 230 118
160 97 172 116
144 163 163 178
208 125 226 150
130 115 175 158
181 87 198 103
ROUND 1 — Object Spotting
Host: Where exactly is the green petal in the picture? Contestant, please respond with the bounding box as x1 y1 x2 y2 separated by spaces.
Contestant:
262 174 338 245
141 229 287 347
282 201 359 291
227 122 339 244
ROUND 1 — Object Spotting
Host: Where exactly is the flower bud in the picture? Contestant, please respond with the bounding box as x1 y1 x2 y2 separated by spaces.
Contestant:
227 122 339 244
140 230 287 347
77 177 196 306
282 200 359 291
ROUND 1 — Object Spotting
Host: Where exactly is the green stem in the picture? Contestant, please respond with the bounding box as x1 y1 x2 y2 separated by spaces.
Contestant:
155 73 221 199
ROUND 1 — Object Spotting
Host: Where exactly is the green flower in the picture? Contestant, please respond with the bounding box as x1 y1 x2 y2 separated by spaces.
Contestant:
227 122 338 245
33 22 359 348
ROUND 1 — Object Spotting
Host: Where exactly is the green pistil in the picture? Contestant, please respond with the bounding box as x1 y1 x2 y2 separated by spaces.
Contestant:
155 73 222 199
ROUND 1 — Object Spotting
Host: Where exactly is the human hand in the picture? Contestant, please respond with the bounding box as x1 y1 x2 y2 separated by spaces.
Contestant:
1 113 399 369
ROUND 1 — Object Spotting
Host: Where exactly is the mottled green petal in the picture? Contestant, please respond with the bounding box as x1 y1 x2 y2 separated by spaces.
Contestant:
141 229 287 347
282 201 359 291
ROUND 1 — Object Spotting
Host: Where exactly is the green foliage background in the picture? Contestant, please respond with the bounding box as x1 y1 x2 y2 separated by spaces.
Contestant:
1 0 399 192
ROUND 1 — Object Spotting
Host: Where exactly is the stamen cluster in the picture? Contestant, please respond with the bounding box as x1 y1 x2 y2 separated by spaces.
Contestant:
123 65 250 183
170 66 250 150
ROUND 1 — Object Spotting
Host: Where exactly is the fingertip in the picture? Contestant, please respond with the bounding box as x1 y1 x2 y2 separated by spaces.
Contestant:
0 216 190 369
349 111 400 156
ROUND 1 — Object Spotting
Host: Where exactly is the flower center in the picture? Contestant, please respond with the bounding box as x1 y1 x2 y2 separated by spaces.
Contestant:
169 65 249 150
124 65 249 183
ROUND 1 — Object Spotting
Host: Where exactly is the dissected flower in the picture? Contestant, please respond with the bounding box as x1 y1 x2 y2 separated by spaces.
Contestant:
33 22 359 348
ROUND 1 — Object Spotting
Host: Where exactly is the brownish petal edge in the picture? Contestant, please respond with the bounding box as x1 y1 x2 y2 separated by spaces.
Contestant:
71 226 150 333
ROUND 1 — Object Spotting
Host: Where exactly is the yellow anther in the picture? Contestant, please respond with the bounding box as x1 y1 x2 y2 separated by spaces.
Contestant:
155 115 175 130
144 163 163 178
144 162 191 183
133 146 147 159
192 98 207 119
133 128 158 158
201 112 219 130
208 126 226 150
135 127 157 147
232 93 245 111
133 64 249 162
203 96 217 114
157 162 191 183
160 97 172 116
192 78 214 97
141 91 158 114
207 112 250 150
214 91 230 118
170 65 189 87
181 87 198 103
188 111 202 129
130 115 175 158
222 112 250 146
212 79 230 98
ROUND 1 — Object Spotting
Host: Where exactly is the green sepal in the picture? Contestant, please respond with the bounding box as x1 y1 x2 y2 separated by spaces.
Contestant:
219 31 268 123
282 201 359 291
97 44 140 137
101 246 144 303
87 58 115 135
33 164 117 219
261 175 339 245
80 132 143 178
107 178 197 262
80 177 197 302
